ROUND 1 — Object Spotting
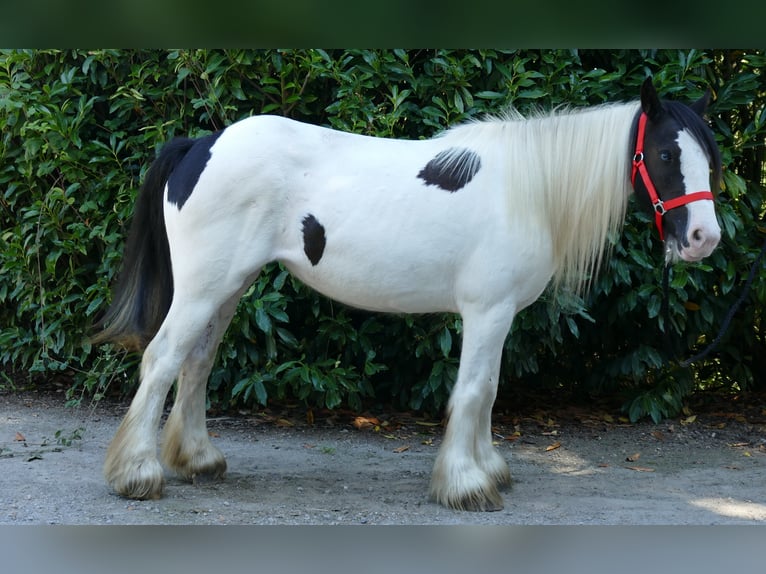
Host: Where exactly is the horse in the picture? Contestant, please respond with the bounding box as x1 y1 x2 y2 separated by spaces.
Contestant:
93 78 722 512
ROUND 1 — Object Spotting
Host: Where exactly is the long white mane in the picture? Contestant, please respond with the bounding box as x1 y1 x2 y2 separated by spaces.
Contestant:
441 101 640 294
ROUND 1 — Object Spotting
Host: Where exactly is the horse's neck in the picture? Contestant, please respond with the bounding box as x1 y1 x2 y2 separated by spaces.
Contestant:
513 102 638 293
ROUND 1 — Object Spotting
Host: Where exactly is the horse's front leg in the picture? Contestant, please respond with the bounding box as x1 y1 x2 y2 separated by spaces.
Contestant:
429 303 515 511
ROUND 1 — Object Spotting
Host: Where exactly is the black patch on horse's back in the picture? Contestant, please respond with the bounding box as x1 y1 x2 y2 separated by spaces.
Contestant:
167 131 223 209
302 214 326 266
417 147 482 192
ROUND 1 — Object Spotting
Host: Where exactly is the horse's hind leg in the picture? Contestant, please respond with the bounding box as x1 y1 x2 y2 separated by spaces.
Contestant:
429 302 515 511
104 295 223 499
160 287 249 483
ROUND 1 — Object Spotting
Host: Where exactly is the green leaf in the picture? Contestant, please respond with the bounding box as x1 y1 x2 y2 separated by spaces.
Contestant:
438 327 452 358
254 306 272 333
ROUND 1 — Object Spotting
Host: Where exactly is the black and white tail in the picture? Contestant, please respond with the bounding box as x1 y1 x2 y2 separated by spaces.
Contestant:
92 138 195 351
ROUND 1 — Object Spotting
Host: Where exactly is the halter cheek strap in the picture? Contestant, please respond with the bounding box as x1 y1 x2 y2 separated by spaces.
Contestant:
631 112 714 241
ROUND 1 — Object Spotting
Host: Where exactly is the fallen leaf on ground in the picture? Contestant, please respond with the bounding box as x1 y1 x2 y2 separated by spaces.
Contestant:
353 416 380 430
626 452 641 462
393 445 410 453
681 415 697 425
545 441 561 452
414 421 440 427
651 431 665 441
581 418 602 427
625 465 654 472
15 432 25 442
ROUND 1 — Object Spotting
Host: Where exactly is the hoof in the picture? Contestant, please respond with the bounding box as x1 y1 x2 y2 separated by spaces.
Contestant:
430 482 505 512
161 440 227 484
104 456 166 500
429 462 505 512
184 458 227 485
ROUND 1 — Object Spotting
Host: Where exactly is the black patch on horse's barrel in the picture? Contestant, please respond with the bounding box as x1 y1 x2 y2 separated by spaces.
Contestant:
417 147 482 192
167 131 223 209
302 214 326 266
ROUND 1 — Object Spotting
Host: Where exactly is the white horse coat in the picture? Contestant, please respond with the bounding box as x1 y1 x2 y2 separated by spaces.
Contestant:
95 79 721 511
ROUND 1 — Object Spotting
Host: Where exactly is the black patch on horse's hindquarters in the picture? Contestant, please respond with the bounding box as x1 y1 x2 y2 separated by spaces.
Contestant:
302 214 326 266
417 147 482 192
167 131 223 209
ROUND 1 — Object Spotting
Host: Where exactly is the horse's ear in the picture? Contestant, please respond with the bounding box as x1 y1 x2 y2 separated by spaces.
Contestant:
640 77 664 120
689 88 712 117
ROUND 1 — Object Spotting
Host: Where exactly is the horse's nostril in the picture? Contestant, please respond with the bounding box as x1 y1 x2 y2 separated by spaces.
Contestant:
689 226 721 252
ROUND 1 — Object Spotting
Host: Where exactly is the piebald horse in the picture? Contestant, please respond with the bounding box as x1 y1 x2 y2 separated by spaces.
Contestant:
95 78 721 511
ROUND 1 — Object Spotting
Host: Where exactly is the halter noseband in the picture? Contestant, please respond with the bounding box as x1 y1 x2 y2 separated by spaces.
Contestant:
631 112 714 241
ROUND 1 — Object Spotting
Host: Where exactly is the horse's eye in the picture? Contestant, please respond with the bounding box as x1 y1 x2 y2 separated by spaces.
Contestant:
659 150 672 162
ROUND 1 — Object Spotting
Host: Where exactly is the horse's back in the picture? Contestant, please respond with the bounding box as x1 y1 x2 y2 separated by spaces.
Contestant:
163 114 552 315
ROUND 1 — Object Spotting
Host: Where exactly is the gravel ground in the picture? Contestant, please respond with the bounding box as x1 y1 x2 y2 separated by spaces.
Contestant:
2 389 766 525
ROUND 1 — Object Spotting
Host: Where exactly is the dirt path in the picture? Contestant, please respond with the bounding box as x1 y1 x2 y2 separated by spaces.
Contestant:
1 390 765 524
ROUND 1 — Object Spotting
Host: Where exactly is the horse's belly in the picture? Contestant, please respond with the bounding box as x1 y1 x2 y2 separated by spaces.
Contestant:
282 254 459 314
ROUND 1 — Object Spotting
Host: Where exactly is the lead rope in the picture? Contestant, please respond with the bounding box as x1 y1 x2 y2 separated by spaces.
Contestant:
660 263 678 360
662 232 766 368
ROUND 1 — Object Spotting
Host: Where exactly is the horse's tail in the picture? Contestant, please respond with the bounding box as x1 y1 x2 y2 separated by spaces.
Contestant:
92 138 196 352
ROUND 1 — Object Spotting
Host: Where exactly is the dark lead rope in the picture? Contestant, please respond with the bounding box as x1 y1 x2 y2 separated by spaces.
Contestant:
662 233 766 368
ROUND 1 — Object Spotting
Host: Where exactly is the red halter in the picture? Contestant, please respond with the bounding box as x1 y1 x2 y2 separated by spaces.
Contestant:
631 112 714 241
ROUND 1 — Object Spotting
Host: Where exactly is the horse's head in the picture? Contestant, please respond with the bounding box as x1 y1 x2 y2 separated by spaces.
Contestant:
631 78 722 262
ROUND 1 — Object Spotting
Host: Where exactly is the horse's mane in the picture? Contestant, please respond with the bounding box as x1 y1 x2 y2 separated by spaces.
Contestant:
441 101 641 294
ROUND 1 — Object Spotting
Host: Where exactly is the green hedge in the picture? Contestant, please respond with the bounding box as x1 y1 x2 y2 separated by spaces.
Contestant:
1 49 764 421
